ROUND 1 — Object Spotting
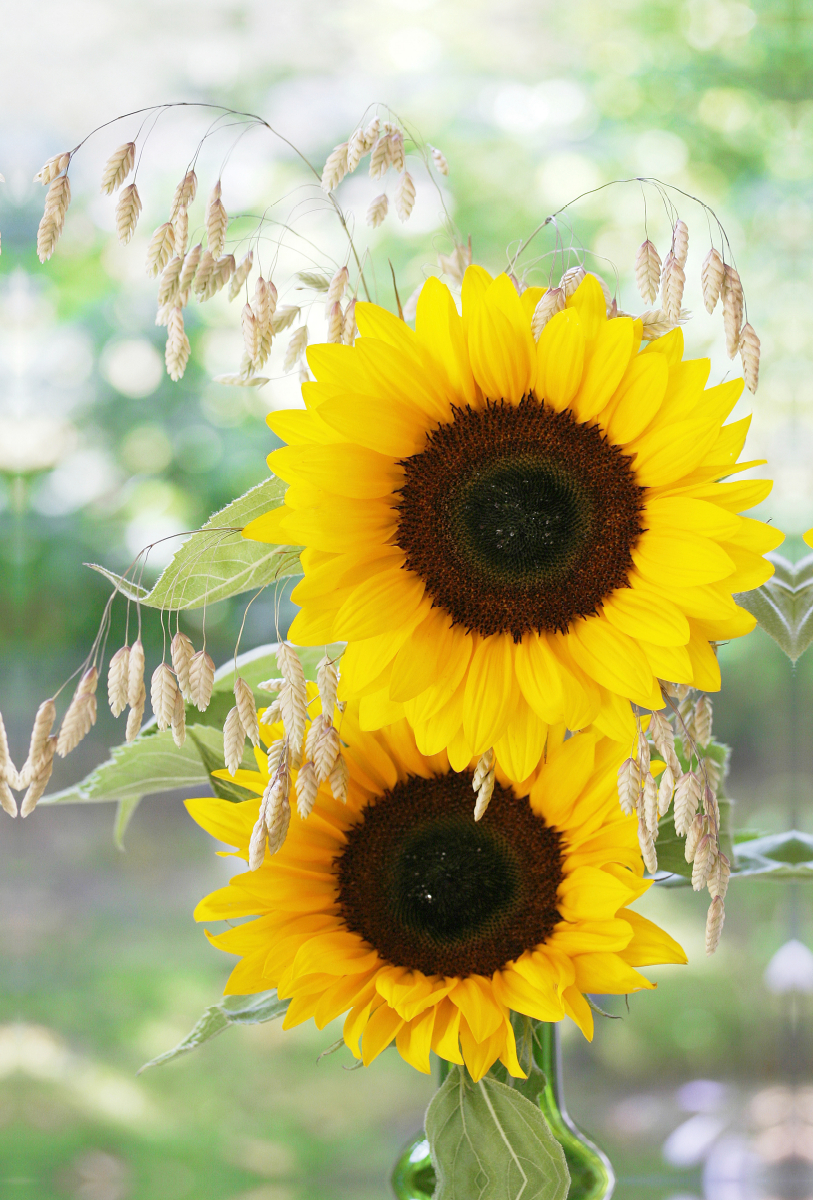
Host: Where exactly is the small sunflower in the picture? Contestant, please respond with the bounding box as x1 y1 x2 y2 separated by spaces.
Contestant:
188 706 685 1082
244 269 781 777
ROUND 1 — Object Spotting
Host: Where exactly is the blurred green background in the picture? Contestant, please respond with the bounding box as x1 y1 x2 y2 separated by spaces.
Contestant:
2 0 812 1196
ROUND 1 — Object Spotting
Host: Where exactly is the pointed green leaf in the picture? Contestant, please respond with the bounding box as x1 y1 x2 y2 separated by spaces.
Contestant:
735 552 813 662
732 829 813 879
138 990 290 1073
113 795 142 849
87 477 302 611
425 1066 569 1200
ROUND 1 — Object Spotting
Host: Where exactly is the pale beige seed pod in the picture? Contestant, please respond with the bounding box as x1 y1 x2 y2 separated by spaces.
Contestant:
170 171 197 220
101 142 135 194
369 136 391 180
637 819 658 874
701 248 725 314
617 757 641 816
34 151 71 185
474 771 495 822
685 813 705 863
430 145 449 176
346 128 367 173
0 780 17 817
265 784 291 856
660 251 686 323
127 640 146 709
321 143 349 192
178 244 202 295
709 852 731 901
328 752 349 803
648 710 675 761
638 310 676 341
657 766 675 819
327 265 349 306
705 896 725 955
37 175 71 262
241 302 258 361
295 760 319 819
223 706 246 776
395 171 416 222
531 288 565 339
257 677 285 693
636 730 650 774
146 222 176 277
192 248 216 297
283 326 309 372
672 219 689 268
472 748 495 792
228 250 254 301
19 698 57 787
692 836 714 891
189 651 215 712
21 737 57 817
252 276 272 336
170 632 194 700
202 254 235 300
266 739 287 783
694 694 713 748
56 669 98 757
248 814 268 871
560 265 586 297
317 655 339 717
643 773 659 837
150 663 178 732
343 299 357 346
305 714 328 762
157 256 184 307
722 265 744 358
673 771 701 835
115 183 142 245
363 117 380 151
366 193 389 228
259 699 281 727
171 687 186 748
205 181 228 258
107 647 130 718
314 726 341 784
327 301 344 344
388 129 405 173
634 240 662 305
165 306 190 382
0 710 12 784
126 682 146 742
739 323 761 395
234 678 259 747
174 205 189 258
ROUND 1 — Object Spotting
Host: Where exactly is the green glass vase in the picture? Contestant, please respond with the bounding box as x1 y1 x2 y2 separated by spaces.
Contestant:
391 1022 614 1200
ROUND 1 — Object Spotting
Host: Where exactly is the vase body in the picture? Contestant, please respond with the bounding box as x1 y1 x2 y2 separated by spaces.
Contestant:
391 1022 614 1200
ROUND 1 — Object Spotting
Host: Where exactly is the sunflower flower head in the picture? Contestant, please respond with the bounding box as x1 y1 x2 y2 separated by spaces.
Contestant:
244 268 781 778
188 706 686 1082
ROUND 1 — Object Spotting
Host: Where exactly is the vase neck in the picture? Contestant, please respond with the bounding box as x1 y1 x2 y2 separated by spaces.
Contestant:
532 1020 569 1120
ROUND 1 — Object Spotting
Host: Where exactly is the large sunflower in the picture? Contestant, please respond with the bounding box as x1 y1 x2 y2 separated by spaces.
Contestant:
244 268 782 777
188 705 685 1082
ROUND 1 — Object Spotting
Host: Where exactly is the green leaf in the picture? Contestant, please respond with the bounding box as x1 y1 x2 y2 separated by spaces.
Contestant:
87 478 302 611
187 727 256 803
654 797 733 886
138 990 290 1073
735 552 813 662
732 829 813 879
113 796 142 849
210 642 344 694
425 1066 570 1200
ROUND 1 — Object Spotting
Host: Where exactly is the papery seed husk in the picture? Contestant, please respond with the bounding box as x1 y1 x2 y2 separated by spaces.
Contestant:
26 698 56 772
685 813 705 862
327 301 343 344
165 305 190 381
634 240 662 305
363 118 380 151
343 300 357 345
395 170 416 221
171 686 186 748
259 699 281 727
178 244 202 294
115 183 142 245
100 143 135 195
241 302 258 361
317 656 339 717
431 145 449 176
128 640 146 708
258 677 285 693
643 773 659 837
20 738 56 817
739 322 761 394
321 143 349 192
295 760 318 818
34 151 71 185
366 193 389 228
305 713 328 761
313 725 341 784
0 709 9 774
189 651 215 712
636 730 650 774
673 220 689 268
701 248 725 314
694 695 713 748
228 250 254 301
560 265 586 297
692 836 714 890
205 181 228 258
705 896 725 955
0 780 17 817
193 249 216 297
146 222 176 277
56 691 96 758
661 251 686 323
637 820 658 874
657 766 675 818
674 771 701 835
37 175 71 262
328 752 349 802
327 266 349 306
170 632 194 700
617 757 641 816
248 816 268 871
474 771 495 822
174 205 189 258
531 288 565 339
125 684 146 742
472 747 495 792
108 647 130 717
369 136 391 180
722 265 744 359
223 706 246 777
283 326 309 372
346 128 367 173
171 171 197 220
234 677 259 746
150 663 178 732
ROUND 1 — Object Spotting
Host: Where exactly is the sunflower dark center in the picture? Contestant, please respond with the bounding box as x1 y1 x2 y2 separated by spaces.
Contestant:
395 397 646 640
335 771 563 978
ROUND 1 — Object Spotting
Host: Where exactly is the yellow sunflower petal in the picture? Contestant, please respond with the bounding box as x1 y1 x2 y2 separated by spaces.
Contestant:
638 639 693 684
537 309 585 412
333 568 426 641
459 1017 506 1082
462 634 516 754
572 317 635 423
395 1007 436 1074
493 698 548 784
185 797 257 846
317 393 430 457
557 865 638 922
460 264 494 341
565 274 605 342
467 273 536 401
268 444 402 499
450 975 505 1042
562 985 594 1040
601 352 669 444
718 544 775 591
572 952 654 994
645 497 742 540
415 276 479 407
362 1002 406 1065
431 998 464 1065
568 616 660 708
618 910 687 967
389 607 473 703
632 531 735 588
602 586 690 647
641 326 683 365
513 632 566 723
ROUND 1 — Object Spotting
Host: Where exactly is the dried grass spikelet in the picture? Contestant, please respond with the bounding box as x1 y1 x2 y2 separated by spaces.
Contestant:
305 713 328 762
37 174 71 263
283 326 309 372
57 668 98 758
472 748 495 821
321 142 349 192
271 305 300 334
228 250 254 301
692 836 714 891
295 760 318 818
560 265 586 297
170 632 194 700
701 247 725 313
430 145 449 176
171 171 197 220
150 663 178 732
617 757 641 816
363 117 380 150
165 305 190 381
178 244 202 296
636 729 650 774
205 181 228 258
264 782 292 860
115 183 142 245
19 698 56 788
346 127 367 173
674 770 701 835
328 752 349 802
638 309 677 341
657 766 675 818
739 323 761 394
672 219 689 268
126 682 146 742
327 301 344 344
259 699 281 727
241 302 258 361
642 772 659 836
395 171 416 222
343 299 357 345
531 288 565 340
99 142 135 195
634 240 662 305
366 193 389 228
369 135 391 180
277 643 307 765
234 677 259 747
438 241 472 286
224 706 246 776
127 639 145 708
193 249 216 298
314 725 341 784
34 151 71 185
705 896 725 955
174 205 189 258
0 780 16 817
386 126 405 171
317 655 339 716
685 813 704 862
708 853 731 902
202 254 235 301
166 688 184 749
157 256 184 307
327 266 349 307
146 222 176 277
637 818 658 874
21 736 57 818
0 710 14 787
108 643 131 715
694 694 713 748
189 650 215 712
252 276 274 367
722 264 744 358
660 251 686 323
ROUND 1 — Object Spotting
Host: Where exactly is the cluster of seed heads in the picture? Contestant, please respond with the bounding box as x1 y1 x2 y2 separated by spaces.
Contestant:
617 685 730 954
634 221 759 393
248 648 346 870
